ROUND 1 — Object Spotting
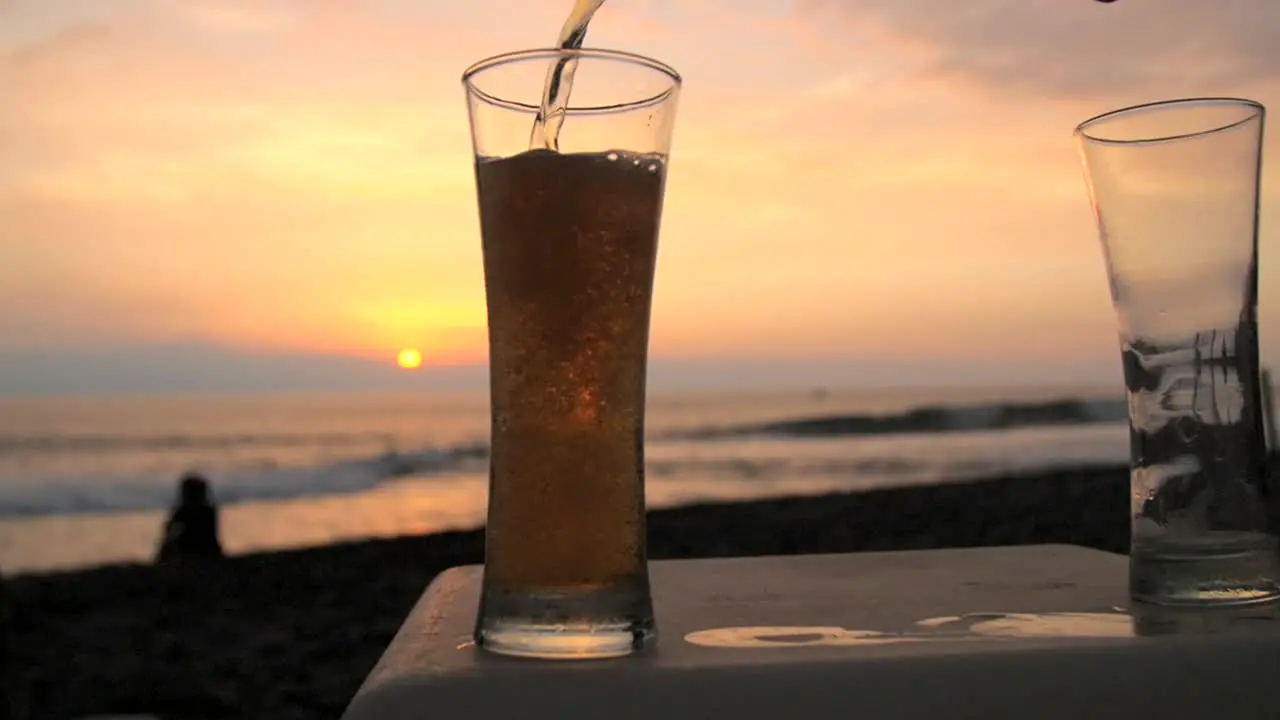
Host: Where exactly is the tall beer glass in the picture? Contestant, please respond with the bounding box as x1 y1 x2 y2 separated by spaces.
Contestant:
1076 98 1280 606
462 48 681 658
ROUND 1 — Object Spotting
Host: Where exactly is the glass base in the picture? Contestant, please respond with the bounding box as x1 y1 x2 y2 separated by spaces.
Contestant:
475 582 655 660
476 619 654 660
1131 531 1280 607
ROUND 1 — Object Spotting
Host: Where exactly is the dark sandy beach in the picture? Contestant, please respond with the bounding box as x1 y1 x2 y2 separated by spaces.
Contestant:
5 465 1129 719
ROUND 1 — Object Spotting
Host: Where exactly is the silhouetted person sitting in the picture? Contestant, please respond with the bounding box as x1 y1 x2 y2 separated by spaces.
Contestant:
157 472 224 564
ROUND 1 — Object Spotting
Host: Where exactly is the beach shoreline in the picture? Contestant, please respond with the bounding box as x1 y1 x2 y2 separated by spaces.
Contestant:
8 464 1129 719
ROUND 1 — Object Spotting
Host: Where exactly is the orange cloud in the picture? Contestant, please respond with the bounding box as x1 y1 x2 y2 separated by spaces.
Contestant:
796 0 1280 101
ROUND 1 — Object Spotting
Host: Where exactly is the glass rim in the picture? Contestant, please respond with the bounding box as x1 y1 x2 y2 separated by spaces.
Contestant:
461 47 682 115
1074 97 1265 146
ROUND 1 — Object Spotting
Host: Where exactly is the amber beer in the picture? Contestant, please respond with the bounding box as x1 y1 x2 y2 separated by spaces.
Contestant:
473 148 667 657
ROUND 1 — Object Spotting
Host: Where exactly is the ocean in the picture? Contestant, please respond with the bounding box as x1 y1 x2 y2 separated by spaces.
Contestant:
0 385 1133 574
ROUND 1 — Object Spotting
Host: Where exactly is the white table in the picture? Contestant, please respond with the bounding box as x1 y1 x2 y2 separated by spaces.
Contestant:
341 545 1280 719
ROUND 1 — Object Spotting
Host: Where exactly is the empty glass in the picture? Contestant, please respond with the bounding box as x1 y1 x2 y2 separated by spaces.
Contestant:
1076 98 1280 606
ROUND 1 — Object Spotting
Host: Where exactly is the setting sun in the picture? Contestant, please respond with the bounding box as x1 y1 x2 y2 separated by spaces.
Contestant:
396 348 423 370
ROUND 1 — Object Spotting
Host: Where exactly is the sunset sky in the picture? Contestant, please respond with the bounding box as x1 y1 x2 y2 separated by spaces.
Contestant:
4 0 1280 394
